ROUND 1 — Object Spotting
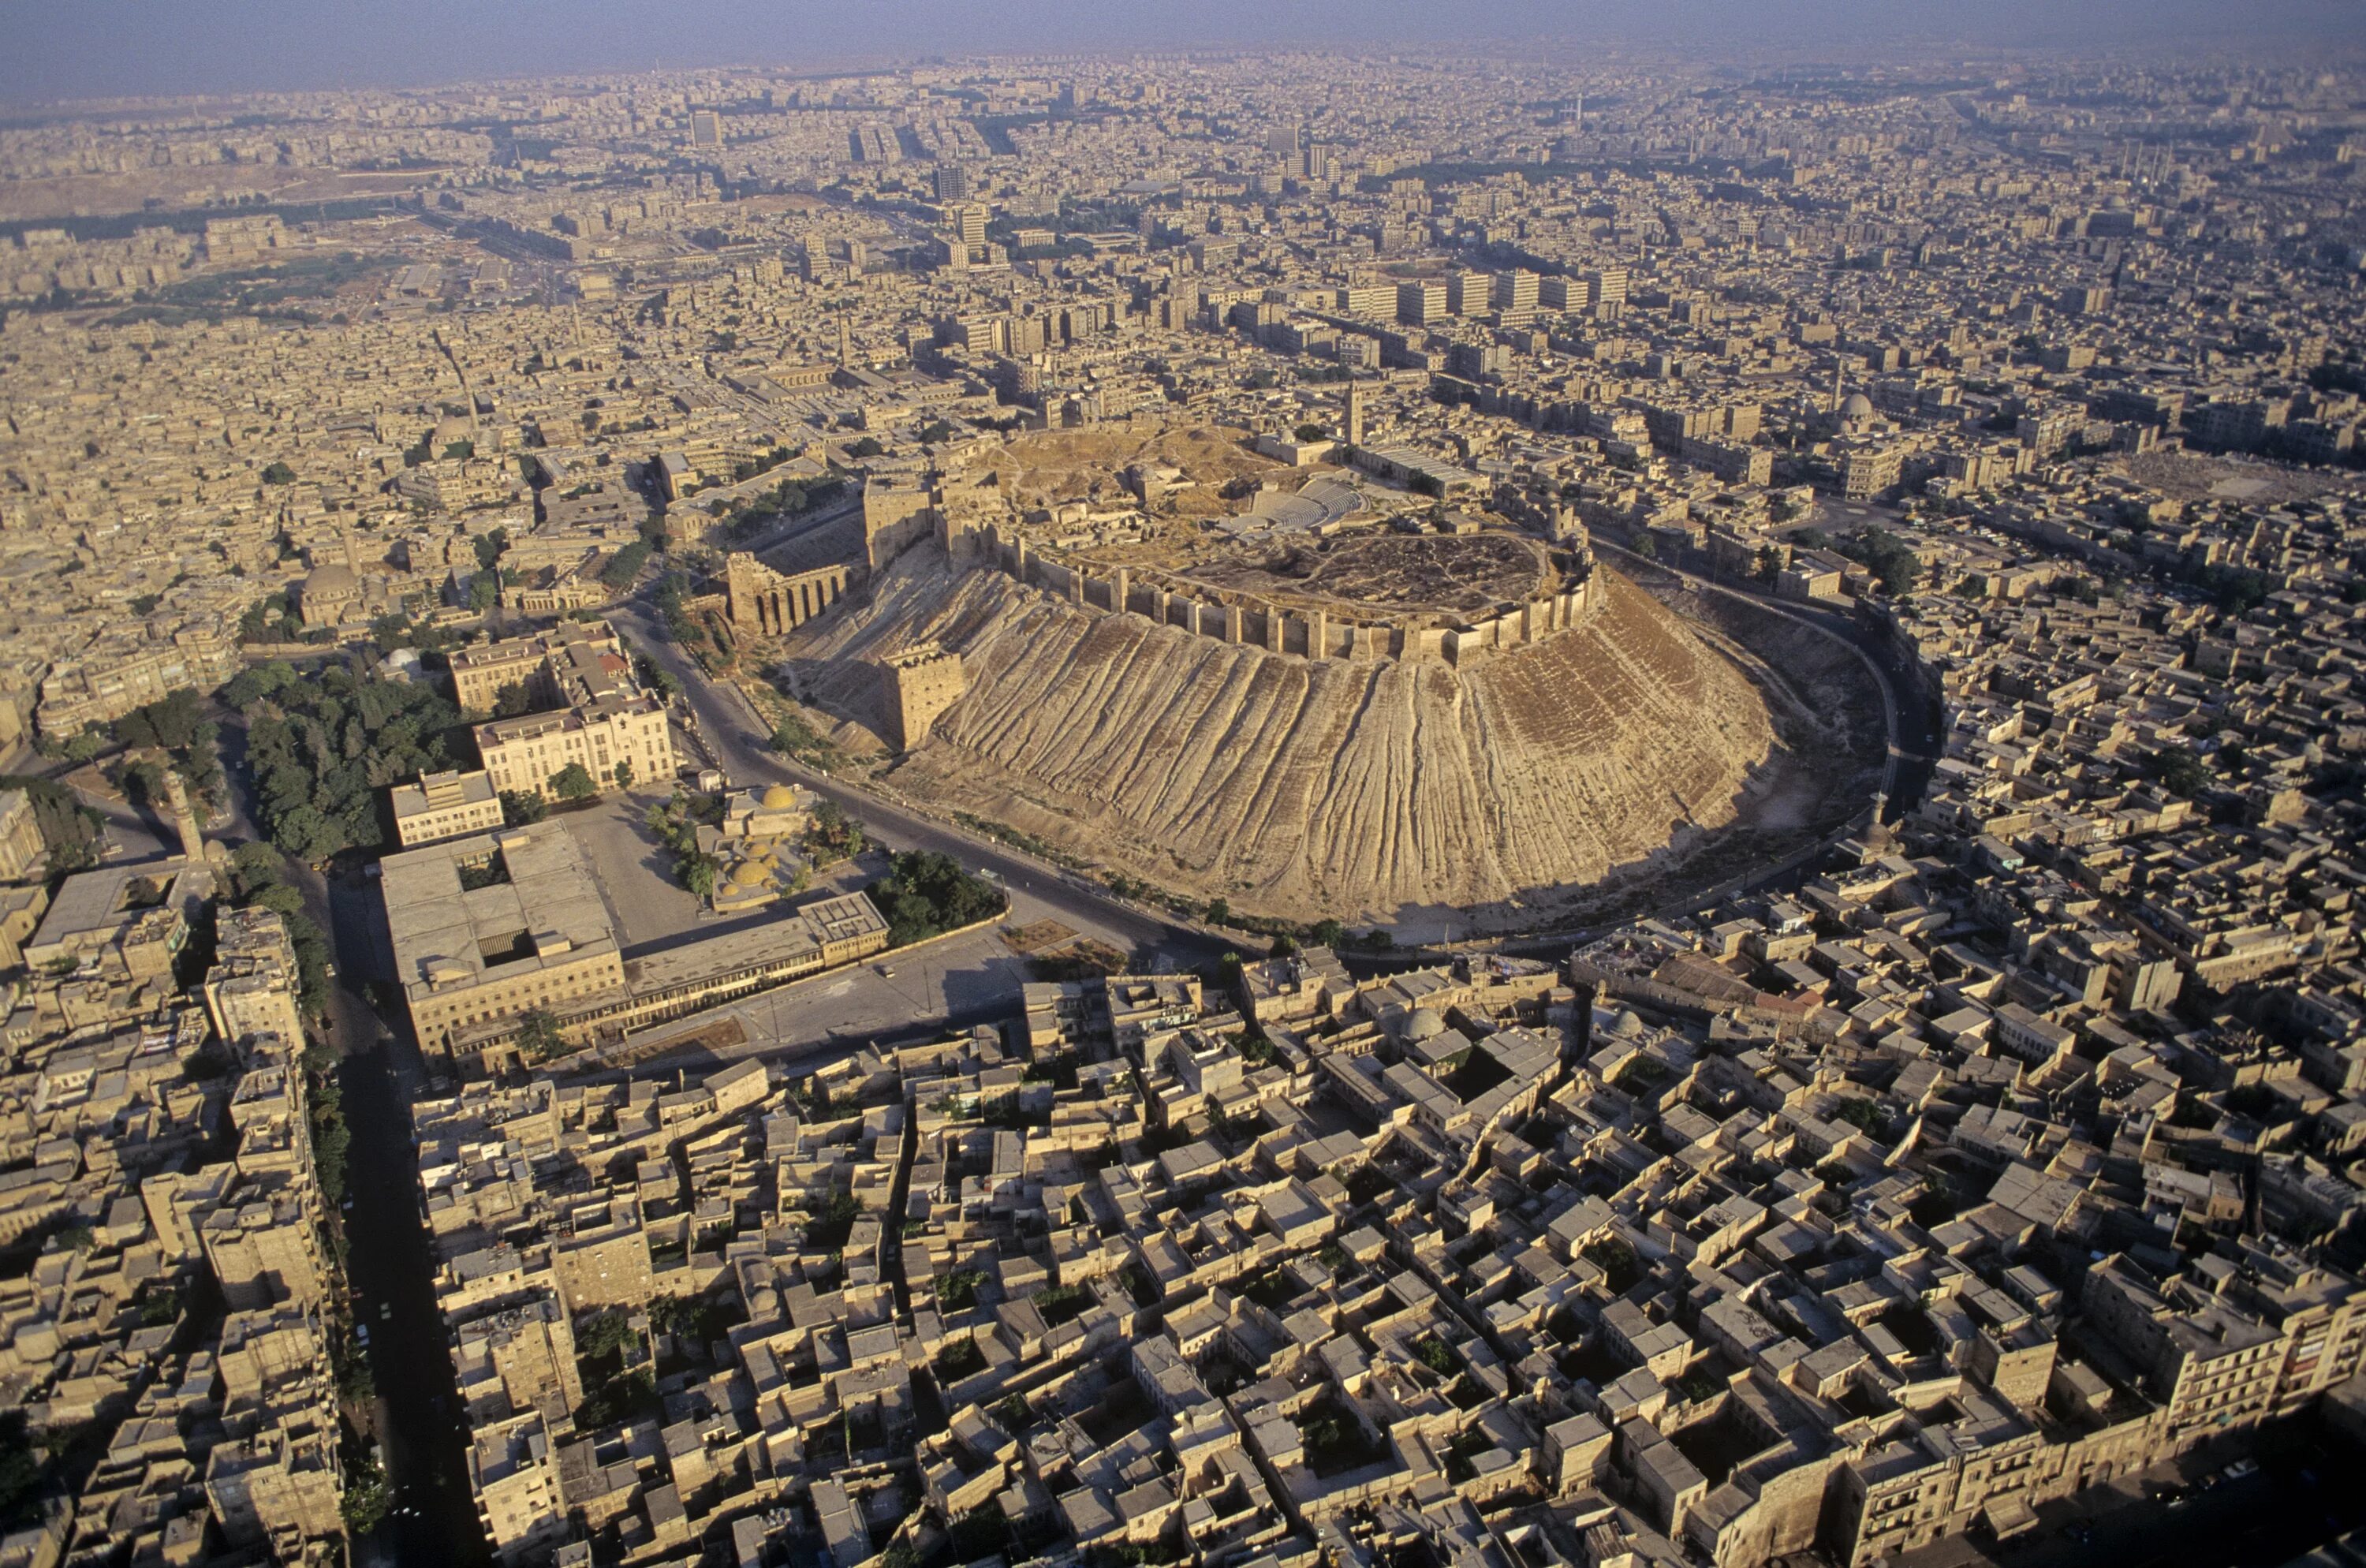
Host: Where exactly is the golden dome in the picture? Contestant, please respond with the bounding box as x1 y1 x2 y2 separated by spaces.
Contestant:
730 859 770 888
761 783 800 809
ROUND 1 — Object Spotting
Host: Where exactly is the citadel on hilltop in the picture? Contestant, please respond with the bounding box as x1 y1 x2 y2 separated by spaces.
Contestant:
2 43 2366 1568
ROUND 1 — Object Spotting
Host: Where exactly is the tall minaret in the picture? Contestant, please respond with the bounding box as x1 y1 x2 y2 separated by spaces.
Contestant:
1345 380 1367 448
161 760 203 862
838 316 852 369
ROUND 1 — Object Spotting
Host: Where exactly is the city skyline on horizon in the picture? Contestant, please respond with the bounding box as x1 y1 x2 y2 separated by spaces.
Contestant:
4 0 2365 106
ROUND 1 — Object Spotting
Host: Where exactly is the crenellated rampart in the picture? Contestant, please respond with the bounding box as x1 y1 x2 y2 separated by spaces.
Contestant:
940 516 1599 666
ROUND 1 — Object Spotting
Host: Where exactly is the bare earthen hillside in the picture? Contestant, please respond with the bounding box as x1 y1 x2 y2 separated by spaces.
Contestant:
780 547 1778 922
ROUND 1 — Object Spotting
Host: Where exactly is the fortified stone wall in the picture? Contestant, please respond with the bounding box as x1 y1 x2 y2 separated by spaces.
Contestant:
941 515 1598 666
726 554 853 635
863 479 939 570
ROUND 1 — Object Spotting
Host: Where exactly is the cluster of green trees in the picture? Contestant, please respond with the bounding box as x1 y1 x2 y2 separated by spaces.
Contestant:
2146 744 2214 798
644 792 722 897
226 661 469 863
302 1040 350 1202
1032 1282 1090 1326
635 653 681 701
110 687 226 808
599 539 652 588
1200 899 1390 954
511 1009 571 1062
0 775 104 872
340 1454 391 1534
498 790 547 827
769 712 836 769
553 761 603 800
334 1323 375 1403
363 610 467 658
937 1267 987 1311
1811 526 1923 597
722 472 847 540
801 1190 865 1251
1293 1395 1385 1474
459 527 510 610
220 842 334 1015
806 799 867 863
655 570 705 651
647 1292 732 1355
934 1335 986 1380
237 588 319 645
2176 559 2276 614
573 1309 659 1428
868 850 1006 946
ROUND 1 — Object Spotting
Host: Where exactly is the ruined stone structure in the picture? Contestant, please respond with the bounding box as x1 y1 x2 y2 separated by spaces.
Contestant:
940 516 1598 667
880 643 965 750
725 553 853 636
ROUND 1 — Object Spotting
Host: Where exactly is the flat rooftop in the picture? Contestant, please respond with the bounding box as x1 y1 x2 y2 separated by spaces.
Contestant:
27 857 207 958
381 820 620 996
389 768 498 818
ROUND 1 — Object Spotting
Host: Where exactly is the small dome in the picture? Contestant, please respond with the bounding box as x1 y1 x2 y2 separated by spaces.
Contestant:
1839 392 1875 420
761 783 800 808
1612 1009 1646 1037
304 562 357 598
1405 1008 1447 1041
730 859 770 887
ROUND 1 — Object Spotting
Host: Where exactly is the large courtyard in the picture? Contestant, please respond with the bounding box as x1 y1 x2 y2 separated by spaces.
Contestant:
552 789 882 954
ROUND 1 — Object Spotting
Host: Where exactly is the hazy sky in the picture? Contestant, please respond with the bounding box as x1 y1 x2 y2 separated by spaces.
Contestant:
2 0 2362 104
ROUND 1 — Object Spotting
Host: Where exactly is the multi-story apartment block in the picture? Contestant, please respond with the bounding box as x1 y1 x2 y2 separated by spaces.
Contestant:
473 697 672 800
35 628 240 737
447 620 629 715
390 768 507 846
453 619 674 798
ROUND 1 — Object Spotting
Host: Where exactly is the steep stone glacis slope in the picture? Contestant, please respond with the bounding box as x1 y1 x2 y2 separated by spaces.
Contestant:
782 547 1777 921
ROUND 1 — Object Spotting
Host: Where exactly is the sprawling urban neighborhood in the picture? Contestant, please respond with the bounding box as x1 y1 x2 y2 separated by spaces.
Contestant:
1 41 2365 1568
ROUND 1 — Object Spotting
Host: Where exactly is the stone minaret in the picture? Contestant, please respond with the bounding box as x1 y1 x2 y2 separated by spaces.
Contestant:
160 761 203 861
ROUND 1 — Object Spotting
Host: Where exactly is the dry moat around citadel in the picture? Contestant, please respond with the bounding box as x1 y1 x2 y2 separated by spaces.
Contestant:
720 426 1886 933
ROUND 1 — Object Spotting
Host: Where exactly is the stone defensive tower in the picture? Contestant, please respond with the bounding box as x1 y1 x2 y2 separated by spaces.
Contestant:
881 644 965 751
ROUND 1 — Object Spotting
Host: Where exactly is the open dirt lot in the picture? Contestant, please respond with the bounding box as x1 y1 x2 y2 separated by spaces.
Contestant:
2115 450 2351 508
